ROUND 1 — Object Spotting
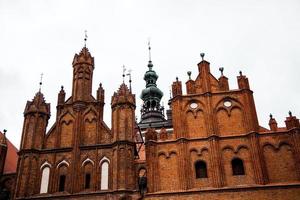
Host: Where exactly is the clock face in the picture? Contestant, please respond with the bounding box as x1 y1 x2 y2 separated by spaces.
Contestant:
190 102 198 109
224 100 232 108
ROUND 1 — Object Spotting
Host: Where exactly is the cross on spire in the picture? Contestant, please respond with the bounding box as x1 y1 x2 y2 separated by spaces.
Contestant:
122 65 126 83
126 69 132 92
39 73 43 92
148 38 151 61
84 30 88 47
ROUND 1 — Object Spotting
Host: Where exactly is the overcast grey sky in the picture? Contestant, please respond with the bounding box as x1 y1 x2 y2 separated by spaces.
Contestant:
0 0 299 148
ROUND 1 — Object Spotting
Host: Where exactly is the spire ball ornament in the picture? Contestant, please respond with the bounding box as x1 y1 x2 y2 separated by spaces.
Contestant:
187 71 192 80
200 53 205 61
219 67 224 76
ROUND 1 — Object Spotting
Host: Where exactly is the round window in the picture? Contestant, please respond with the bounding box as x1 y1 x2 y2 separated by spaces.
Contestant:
190 103 198 109
224 100 232 107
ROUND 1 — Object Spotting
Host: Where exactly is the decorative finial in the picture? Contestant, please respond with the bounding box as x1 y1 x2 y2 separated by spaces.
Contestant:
219 67 224 76
61 85 64 90
126 69 132 92
269 113 273 119
148 38 151 61
200 53 205 61
122 65 126 83
176 77 179 82
187 71 192 80
99 83 102 87
39 73 43 92
289 111 292 117
239 71 243 76
84 30 88 47
3 129 7 136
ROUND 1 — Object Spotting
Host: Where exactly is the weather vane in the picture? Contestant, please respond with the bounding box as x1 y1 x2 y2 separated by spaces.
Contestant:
148 38 151 61
84 30 88 47
39 73 43 92
122 65 126 83
126 69 132 92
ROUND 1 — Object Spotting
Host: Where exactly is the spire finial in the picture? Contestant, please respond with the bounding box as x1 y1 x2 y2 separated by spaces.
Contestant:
269 113 273 119
239 71 243 76
219 67 224 76
176 77 179 82
3 129 7 136
187 71 192 80
200 53 205 61
39 73 43 92
126 69 132 92
148 38 151 61
122 65 126 83
84 30 88 47
289 111 292 117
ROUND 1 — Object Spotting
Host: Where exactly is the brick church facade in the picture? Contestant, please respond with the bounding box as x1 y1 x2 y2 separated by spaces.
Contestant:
13 44 300 200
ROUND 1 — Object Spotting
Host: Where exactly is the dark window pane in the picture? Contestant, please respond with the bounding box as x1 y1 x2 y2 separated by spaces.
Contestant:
195 161 208 178
59 175 66 192
85 173 91 189
232 158 245 175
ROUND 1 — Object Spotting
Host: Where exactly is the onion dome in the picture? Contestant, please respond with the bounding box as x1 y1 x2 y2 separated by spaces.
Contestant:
140 61 163 109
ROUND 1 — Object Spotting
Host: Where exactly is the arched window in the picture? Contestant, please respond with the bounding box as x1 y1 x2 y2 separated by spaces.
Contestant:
57 161 69 192
85 173 91 189
101 161 109 190
195 160 208 178
59 175 66 191
232 158 245 175
40 167 50 193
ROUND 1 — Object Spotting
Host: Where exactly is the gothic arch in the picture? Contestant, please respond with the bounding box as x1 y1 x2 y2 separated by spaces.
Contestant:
215 96 244 110
99 156 110 190
59 112 74 147
57 160 70 168
99 156 110 165
263 142 297 183
158 151 167 158
40 165 51 193
222 144 254 186
215 98 245 136
158 150 179 191
40 161 52 170
82 158 95 167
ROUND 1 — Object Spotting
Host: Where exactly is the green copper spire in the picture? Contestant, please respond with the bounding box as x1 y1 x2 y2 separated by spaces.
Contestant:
140 43 165 123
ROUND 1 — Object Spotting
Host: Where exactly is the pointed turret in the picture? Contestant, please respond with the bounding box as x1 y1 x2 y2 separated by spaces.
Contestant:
57 86 66 106
172 77 182 97
218 67 229 91
56 86 65 117
21 91 50 150
237 71 250 90
186 71 195 94
111 83 136 141
97 83 105 119
72 47 95 102
268 114 278 131
285 111 300 130
111 83 136 190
